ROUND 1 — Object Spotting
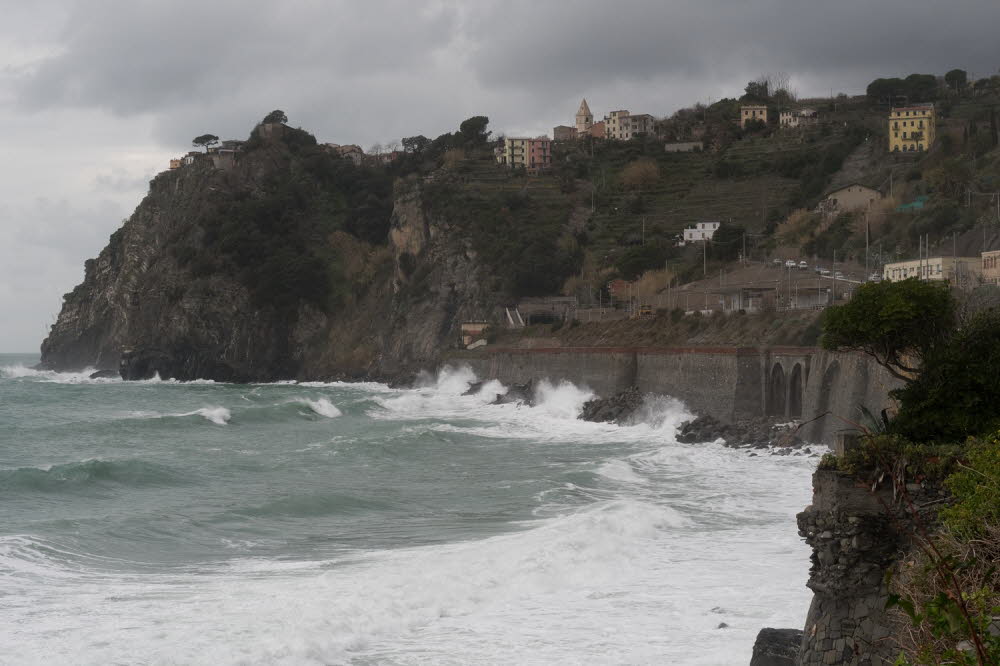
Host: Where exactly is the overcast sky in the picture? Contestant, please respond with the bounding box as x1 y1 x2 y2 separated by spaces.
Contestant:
1 1 997 351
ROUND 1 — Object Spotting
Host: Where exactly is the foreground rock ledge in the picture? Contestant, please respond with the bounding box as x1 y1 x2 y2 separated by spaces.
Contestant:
750 628 803 665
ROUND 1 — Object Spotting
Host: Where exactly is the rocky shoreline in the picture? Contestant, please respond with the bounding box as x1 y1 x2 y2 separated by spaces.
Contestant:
579 386 810 452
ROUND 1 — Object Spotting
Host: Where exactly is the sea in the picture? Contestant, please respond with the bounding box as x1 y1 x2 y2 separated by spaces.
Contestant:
0 352 817 665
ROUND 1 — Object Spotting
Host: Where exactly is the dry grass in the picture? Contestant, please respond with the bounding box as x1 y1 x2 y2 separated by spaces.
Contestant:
889 522 1000 662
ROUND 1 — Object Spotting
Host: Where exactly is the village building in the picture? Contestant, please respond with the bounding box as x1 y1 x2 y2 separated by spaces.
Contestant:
496 136 552 174
682 221 721 244
821 183 883 212
325 143 365 166
603 110 655 140
740 105 768 128
182 151 201 166
629 114 655 136
575 99 594 137
779 108 818 128
883 256 981 286
460 322 489 348
588 121 606 138
889 104 936 153
169 158 182 170
553 125 578 141
664 141 703 153
982 250 1000 285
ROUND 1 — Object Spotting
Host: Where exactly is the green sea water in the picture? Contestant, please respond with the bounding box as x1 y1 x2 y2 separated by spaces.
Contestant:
0 353 817 665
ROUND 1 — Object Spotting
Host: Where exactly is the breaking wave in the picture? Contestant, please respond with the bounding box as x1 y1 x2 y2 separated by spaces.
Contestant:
177 406 231 425
291 397 342 418
0 365 117 384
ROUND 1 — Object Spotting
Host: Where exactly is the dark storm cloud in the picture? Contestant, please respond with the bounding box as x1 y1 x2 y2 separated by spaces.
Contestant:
11 1 998 139
14 0 458 116
465 1 999 97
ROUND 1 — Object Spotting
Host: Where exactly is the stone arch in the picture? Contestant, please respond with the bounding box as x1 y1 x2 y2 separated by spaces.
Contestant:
789 363 803 418
766 363 786 417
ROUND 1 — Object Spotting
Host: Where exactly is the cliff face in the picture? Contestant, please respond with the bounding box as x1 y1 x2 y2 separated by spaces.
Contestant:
793 469 946 665
39 128 498 381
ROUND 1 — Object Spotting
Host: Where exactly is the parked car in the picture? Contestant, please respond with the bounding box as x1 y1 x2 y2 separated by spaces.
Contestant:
772 258 783 266
798 261 808 270
785 259 797 268
834 271 844 279
818 268 831 276
869 272 882 282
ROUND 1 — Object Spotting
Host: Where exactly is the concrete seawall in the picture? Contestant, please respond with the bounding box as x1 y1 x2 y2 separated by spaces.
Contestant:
447 346 900 444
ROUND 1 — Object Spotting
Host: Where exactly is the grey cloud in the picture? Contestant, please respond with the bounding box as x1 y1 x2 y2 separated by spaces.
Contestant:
466 0 999 100
15 0 459 116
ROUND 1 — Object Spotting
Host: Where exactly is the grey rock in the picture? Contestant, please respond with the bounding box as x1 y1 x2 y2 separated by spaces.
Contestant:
749 628 803 666
579 386 643 424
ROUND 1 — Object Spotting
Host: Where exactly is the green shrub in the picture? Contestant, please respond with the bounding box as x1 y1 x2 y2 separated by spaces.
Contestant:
941 432 1000 538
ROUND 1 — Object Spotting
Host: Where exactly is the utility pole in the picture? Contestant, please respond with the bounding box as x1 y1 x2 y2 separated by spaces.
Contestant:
703 239 707 277
865 212 870 281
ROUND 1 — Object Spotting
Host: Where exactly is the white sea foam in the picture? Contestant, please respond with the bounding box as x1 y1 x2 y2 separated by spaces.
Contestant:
179 406 231 425
0 478 811 665
532 378 594 419
294 397 342 418
0 364 818 664
0 365 118 384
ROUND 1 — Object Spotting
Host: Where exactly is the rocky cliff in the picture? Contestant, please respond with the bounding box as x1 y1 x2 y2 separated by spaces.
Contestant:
39 123 503 381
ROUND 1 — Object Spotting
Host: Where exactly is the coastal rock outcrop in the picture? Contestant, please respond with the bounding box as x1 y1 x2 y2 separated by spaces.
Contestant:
38 123 499 382
579 386 643 423
749 628 803 666
492 380 534 406
677 415 804 449
792 468 948 665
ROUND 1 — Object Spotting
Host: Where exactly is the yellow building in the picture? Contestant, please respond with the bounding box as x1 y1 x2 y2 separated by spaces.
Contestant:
889 104 936 153
740 105 768 128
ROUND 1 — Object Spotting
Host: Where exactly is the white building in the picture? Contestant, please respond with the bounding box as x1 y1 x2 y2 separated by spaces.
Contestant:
883 256 981 286
682 221 721 244
779 108 819 128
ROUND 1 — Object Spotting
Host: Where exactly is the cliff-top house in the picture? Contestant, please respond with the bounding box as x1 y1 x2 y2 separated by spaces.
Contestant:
740 104 768 128
604 110 655 140
889 103 936 153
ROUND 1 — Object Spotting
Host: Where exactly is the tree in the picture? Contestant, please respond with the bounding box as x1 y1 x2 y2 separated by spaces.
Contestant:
710 224 745 262
925 157 973 202
891 308 1000 441
192 134 219 151
262 109 288 124
945 68 968 92
742 79 769 102
402 135 429 154
903 73 939 102
820 278 954 383
458 116 490 145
